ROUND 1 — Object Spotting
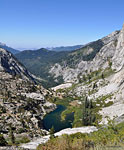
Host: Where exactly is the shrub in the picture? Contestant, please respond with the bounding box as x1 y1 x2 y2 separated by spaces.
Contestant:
15 136 30 144
0 134 7 146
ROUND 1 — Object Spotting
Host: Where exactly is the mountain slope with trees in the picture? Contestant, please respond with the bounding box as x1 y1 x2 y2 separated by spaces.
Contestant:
15 48 69 88
15 31 120 88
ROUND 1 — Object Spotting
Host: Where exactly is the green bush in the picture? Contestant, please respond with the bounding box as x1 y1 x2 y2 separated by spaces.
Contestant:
15 136 30 145
37 122 124 150
0 134 7 146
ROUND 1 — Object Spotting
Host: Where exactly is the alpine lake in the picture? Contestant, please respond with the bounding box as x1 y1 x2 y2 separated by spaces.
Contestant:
43 105 74 132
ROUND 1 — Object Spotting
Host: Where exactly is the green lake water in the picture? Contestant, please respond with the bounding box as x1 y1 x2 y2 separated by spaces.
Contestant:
43 105 74 132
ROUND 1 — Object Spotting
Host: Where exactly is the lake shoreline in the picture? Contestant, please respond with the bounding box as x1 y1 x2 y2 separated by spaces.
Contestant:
43 105 74 132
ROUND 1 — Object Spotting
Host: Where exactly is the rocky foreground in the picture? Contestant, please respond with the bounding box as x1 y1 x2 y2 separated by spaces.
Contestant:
0 48 56 139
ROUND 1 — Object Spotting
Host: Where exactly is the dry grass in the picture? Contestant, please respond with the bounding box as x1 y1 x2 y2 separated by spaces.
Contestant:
37 136 93 150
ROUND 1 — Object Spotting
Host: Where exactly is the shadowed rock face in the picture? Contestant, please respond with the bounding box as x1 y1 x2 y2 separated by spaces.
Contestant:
0 48 34 81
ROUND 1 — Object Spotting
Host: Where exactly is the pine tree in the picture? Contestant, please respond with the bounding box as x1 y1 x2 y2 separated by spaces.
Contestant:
101 73 104 79
9 125 15 144
85 97 89 108
88 74 91 83
0 134 7 146
83 74 86 82
89 100 93 109
82 98 95 126
93 83 96 89
50 126 55 139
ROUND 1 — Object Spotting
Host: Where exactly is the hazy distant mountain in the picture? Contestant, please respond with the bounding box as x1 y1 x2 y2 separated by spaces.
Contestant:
0 42 20 54
48 45 83 52
17 47 38 51
17 45 83 52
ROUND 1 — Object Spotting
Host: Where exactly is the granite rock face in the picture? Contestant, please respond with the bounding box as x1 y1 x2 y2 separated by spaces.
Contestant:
50 30 120 83
50 24 124 124
112 24 124 71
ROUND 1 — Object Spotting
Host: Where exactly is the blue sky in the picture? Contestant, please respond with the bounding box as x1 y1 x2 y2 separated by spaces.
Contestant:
0 0 124 49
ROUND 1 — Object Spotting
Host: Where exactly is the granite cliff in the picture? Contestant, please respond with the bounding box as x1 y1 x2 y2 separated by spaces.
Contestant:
50 24 124 124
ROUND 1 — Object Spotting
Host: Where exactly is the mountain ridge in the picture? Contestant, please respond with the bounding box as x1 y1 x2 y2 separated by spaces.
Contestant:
15 29 120 87
47 45 83 52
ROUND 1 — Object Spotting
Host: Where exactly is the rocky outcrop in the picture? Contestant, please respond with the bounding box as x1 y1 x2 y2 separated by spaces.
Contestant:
0 48 56 138
0 71 56 137
51 83 72 91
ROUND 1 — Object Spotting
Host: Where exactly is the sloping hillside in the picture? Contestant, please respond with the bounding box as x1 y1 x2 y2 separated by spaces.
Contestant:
50 30 120 83
50 24 124 125
0 48 55 142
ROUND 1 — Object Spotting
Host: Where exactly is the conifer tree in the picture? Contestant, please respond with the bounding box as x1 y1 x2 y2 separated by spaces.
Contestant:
50 126 55 138
83 97 95 126
9 124 15 144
